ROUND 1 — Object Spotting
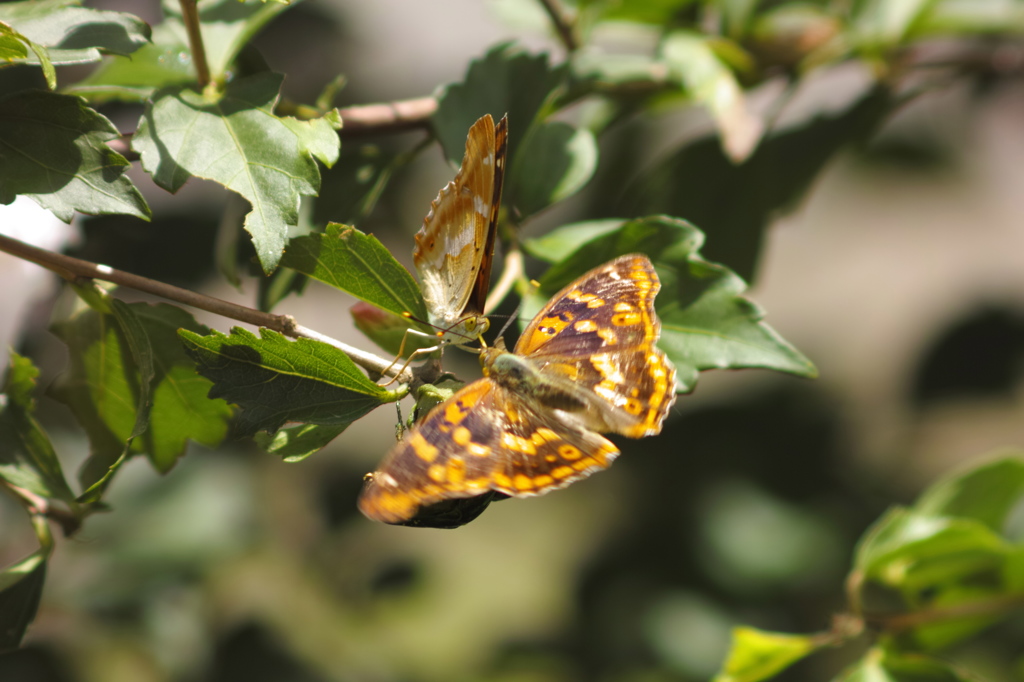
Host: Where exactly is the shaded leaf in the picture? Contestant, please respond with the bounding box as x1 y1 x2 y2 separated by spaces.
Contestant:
626 86 893 281
179 327 405 436
661 31 763 162
52 301 232 489
0 0 149 66
0 90 150 222
524 216 817 392
0 354 75 503
713 626 820 682
255 423 348 463
133 72 341 272
171 0 291 80
507 121 598 218
282 223 429 322
852 0 937 49
434 43 566 166
0 551 46 654
597 0 700 24
837 648 978 682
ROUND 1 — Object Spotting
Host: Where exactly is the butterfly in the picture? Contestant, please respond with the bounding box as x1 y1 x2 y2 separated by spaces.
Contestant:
359 254 677 524
411 113 507 347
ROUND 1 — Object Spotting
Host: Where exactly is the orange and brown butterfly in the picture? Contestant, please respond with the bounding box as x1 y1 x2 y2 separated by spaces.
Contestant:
412 113 507 347
359 254 677 524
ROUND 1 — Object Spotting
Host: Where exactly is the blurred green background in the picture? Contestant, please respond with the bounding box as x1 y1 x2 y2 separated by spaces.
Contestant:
2 1 1024 680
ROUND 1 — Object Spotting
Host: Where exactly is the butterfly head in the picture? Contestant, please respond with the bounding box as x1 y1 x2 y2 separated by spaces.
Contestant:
435 312 489 347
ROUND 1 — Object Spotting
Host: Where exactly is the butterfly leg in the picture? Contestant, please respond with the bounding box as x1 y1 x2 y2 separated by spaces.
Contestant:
379 328 445 386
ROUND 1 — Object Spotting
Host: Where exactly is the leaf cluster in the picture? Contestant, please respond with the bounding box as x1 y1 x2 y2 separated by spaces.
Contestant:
0 0 1021 672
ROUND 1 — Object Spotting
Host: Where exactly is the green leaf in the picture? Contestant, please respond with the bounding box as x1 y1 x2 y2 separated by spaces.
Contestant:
168 0 292 80
852 0 939 49
313 143 399 228
524 216 817 392
0 0 149 65
597 0 699 24
282 223 430 322
507 121 598 218
52 301 233 489
626 87 893 281
0 550 47 654
67 22 196 102
179 327 405 436
0 90 150 222
713 626 820 682
0 354 75 503
661 31 763 162
133 72 341 273
911 584 1007 651
917 0 1024 35
0 21 56 89
434 43 566 166
914 453 1024 534
254 423 348 463
854 508 1010 592
837 648 978 682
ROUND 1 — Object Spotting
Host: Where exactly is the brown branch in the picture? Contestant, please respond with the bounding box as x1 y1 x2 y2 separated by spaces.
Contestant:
336 97 438 137
179 0 211 87
864 594 1024 633
0 233 412 384
0 481 81 538
537 0 579 52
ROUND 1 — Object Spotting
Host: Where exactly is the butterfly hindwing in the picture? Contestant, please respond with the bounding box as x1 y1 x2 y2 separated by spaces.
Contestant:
412 114 507 342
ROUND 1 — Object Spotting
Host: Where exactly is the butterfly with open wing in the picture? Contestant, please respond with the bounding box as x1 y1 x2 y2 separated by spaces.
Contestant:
360 254 677 525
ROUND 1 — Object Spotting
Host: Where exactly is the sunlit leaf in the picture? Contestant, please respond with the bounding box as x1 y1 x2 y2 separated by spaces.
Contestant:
713 626 820 682
524 216 817 392
0 354 75 503
282 223 429 323
914 453 1024 533
0 91 150 222
133 72 341 273
179 327 405 436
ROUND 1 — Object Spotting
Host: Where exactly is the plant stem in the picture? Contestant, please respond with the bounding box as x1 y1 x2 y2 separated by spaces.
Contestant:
865 594 1024 633
485 247 524 314
178 0 211 87
337 97 438 136
0 233 412 384
0 481 80 538
537 0 579 52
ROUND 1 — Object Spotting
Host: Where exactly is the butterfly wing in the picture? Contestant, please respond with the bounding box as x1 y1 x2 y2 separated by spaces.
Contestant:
413 114 507 342
358 377 618 524
514 254 677 438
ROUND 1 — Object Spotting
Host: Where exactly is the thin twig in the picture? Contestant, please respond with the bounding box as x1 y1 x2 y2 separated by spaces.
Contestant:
537 0 579 52
336 97 438 137
864 594 1024 633
485 247 524 314
0 481 81 538
0 233 412 384
178 0 211 87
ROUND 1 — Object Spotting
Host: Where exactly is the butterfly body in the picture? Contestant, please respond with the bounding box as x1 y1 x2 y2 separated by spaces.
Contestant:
359 254 677 525
413 114 507 345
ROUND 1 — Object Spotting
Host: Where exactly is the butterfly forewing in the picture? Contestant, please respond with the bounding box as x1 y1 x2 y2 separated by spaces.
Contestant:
516 255 677 438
